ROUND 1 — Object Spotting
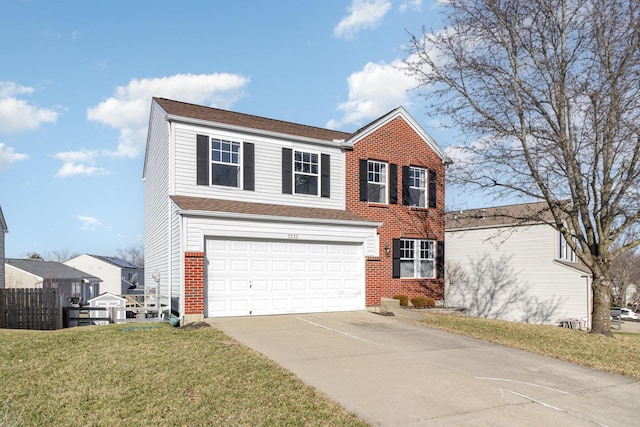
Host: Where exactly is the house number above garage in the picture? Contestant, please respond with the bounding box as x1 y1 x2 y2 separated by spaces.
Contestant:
287 234 299 240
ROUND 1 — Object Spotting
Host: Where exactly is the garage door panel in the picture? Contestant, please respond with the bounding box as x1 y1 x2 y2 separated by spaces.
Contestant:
206 238 364 317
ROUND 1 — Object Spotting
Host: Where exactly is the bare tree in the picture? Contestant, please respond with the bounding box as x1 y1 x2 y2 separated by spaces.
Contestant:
116 244 144 267
610 249 640 307
46 249 79 263
406 0 640 335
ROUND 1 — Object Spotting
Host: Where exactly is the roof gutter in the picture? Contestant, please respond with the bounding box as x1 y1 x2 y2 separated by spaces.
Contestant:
176 209 382 228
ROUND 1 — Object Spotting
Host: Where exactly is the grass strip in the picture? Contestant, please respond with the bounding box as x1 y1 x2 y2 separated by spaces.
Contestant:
418 313 640 380
0 324 370 426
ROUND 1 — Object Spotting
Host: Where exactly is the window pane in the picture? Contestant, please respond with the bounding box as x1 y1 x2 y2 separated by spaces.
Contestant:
419 260 435 278
222 152 230 163
212 151 220 162
409 188 425 207
212 164 239 187
295 175 318 195
368 183 386 203
400 260 414 278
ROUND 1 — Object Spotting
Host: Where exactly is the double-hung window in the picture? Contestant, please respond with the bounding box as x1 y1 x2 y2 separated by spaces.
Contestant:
559 232 576 262
408 166 426 207
211 138 241 187
294 151 319 195
368 160 387 203
400 239 435 278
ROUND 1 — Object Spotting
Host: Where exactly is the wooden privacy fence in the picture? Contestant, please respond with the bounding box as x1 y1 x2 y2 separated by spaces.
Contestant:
0 288 62 330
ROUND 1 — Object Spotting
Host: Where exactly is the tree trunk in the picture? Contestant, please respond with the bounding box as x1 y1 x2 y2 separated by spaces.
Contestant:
590 276 613 336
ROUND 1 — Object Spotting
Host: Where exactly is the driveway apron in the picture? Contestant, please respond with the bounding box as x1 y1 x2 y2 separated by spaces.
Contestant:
209 311 639 427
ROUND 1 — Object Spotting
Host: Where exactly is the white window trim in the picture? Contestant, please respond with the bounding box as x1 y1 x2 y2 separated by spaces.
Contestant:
368 160 388 204
559 232 576 262
210 137 242 189
409 166 427 208
400 238 436 279
293 149 320 196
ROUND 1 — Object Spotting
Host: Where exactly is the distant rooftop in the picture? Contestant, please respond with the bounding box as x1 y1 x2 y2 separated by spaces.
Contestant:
87 254 142 269
6 258 101 281
445 201 555 231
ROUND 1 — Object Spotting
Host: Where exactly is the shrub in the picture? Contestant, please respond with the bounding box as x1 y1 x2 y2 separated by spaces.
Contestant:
410 296 436 309
392 294 409 307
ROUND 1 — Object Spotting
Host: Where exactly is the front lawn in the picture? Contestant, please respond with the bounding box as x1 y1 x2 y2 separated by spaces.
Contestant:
418 313 640 380
0 323 369 426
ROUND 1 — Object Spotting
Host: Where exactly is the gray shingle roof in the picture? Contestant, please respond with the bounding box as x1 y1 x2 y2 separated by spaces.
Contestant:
88 255 142 269
6 258 101 281
445 201 555 230
170 195 375 224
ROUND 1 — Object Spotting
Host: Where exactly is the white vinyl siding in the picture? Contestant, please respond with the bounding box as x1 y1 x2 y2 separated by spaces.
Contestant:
143 101 172 310
445 223 590 325
64 255 122 295
172 123 345 210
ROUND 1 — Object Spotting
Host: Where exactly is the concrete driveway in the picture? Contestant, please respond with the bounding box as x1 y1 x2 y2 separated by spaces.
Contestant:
210 311 639 427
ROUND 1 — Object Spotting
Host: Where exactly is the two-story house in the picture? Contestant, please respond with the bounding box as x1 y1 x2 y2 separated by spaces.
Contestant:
445 202 592 327
143 98 448 322
64 254 144 296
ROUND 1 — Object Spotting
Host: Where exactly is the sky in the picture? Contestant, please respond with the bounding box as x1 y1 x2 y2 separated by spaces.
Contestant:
0 0 472 259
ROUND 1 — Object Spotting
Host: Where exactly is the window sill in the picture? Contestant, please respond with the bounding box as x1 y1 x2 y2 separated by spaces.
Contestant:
367 203 389 208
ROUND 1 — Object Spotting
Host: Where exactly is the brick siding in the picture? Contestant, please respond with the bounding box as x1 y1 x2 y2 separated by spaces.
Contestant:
184 251 205 315
346 116 446 306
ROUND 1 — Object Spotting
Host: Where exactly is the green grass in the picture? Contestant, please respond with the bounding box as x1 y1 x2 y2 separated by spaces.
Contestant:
418 313 640 380
0 323 369 427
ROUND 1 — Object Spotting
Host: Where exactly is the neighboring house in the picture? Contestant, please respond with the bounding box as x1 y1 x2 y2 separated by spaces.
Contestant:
64 254 144 296
144 98 448 321
4 258 101 306
445 202 592 327
0 205 7 289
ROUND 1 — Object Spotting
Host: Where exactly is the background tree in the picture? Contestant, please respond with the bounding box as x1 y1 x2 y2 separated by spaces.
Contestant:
116 244 144 267
610 249 640 308
46 249 79 263
406 0 640 335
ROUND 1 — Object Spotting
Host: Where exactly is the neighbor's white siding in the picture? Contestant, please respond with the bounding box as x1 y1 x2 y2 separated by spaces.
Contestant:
64 255 121 295
144 100 173 309
171 122 346 210
4 264 42 288
445 223 589 325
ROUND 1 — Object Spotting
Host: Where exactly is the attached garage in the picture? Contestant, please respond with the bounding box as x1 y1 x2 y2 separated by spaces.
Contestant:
206 238 365 317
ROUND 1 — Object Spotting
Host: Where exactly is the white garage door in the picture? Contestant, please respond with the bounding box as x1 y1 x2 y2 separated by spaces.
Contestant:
206 238 365 317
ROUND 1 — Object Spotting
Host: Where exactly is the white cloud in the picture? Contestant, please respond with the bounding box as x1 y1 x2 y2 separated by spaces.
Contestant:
0 82 58 133
326 59 416 129
54 149 108 178
334 0 391 39
76 215 102 231
87 73 250 158
0 143 29 169
399 0 423 13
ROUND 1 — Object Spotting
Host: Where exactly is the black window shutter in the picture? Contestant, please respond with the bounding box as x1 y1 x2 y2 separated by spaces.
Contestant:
282 148 292 194
196 134 209 186
428 169 437 208
243 142 255 191
401 166 410 205
389 163 398 204
392 238 401 278
437 240 445 279
321 154 330 198
359 159 368 201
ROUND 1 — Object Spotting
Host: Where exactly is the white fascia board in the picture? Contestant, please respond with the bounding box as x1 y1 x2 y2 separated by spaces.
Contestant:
348 107 452 164
166 114 346 149
176 209 381 229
